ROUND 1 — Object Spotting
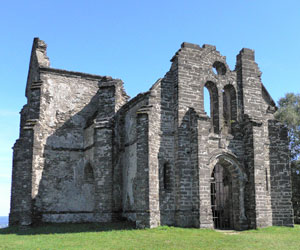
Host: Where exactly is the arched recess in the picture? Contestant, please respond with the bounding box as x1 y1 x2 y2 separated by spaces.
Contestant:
212 61 227 75
211 164 232 229
84 163 94 184
204 81 219 133
223 85 237 134
208 152 247 230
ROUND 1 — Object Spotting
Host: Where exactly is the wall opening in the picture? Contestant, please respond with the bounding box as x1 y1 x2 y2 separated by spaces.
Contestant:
204 81 219 133
265 168 269 192
212 67 218 75
84 163 94 184
223 85 237 134
211 164 233 229
161 162 171 192
204 87 211 116
213 61 227 75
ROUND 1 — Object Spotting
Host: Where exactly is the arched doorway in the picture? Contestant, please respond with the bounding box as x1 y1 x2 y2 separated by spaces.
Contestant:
209 153 247 230
211 164 233 229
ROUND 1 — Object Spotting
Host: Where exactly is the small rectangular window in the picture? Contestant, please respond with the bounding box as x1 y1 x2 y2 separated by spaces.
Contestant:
162 162 172 191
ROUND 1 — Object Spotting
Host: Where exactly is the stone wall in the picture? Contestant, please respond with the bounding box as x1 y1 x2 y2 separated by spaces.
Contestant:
36 70 100 219
268 121 294 226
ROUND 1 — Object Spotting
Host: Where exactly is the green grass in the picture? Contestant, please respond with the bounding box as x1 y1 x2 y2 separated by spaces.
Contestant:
0 223 300 250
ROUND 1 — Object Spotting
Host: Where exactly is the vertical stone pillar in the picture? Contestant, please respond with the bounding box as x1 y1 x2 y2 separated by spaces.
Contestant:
252 123 272 227
9 120 36 226
236 48 263 120
174 109 203 227
93 120 113 222
135 108 150 228
135 106 160 228
92 82 117 222
236 48 272 228
10 80 42 226
268 121 294 226
243 119 272 228
175 112 194 227
242 121 256 229
197 116 214 229
10 38 48 226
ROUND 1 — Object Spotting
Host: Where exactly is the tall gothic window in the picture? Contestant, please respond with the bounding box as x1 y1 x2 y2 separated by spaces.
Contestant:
204 81 219 134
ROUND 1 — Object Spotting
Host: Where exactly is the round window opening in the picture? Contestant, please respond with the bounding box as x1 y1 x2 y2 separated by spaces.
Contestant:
213 61 227 75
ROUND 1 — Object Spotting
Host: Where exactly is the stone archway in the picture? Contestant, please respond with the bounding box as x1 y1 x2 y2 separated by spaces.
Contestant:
211 164 233 229
209 153 247 230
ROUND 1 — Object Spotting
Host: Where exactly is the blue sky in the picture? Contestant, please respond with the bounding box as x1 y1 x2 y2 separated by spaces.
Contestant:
1 0 300 216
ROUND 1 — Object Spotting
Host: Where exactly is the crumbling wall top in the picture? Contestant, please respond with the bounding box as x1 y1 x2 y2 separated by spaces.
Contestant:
33 37 50 67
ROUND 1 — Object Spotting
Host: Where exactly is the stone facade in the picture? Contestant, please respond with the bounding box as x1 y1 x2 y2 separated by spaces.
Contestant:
9 38 294 229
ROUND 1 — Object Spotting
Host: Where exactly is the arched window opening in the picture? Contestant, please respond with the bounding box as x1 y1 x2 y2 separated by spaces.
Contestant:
213 61 227 75
204 87 211 117
204 82 219 134
223 85 237 134
84 163 94 184
212 67 218 75
161 162 171 191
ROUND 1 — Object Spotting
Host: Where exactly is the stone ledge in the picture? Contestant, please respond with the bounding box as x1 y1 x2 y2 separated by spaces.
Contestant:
40 66 106 80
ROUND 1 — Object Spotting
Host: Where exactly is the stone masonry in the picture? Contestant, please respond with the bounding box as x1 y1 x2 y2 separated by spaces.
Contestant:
9 38 294 229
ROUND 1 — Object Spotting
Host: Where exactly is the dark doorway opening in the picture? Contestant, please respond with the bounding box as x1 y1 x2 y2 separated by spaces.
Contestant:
211 164 233 229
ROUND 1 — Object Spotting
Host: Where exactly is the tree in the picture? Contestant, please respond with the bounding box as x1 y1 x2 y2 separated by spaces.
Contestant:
275 93 300 161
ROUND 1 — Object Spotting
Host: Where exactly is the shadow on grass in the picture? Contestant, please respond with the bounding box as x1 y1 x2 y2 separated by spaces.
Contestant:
0 221 137 235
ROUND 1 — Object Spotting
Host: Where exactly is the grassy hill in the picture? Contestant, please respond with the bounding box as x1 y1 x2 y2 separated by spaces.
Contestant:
0 222 299 250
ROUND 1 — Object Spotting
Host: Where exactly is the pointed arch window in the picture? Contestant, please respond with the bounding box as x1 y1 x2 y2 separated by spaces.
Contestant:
204 81 219 134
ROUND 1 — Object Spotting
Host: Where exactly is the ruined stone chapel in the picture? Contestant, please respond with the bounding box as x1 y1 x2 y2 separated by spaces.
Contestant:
10 38 294 230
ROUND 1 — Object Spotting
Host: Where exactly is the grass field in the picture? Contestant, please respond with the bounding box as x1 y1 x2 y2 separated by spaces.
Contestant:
0 222 299 250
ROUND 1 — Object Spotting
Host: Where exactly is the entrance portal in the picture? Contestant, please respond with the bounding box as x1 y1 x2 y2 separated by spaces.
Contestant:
211 164 233 229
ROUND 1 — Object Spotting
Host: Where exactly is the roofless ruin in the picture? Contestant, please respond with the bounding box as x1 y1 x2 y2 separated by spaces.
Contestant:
10 38 294 229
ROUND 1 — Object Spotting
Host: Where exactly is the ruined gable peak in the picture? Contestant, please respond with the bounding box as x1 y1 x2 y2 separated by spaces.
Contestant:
32 37 50 67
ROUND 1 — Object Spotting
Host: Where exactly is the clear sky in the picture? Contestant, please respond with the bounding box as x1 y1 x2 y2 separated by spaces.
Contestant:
0 0 300 216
